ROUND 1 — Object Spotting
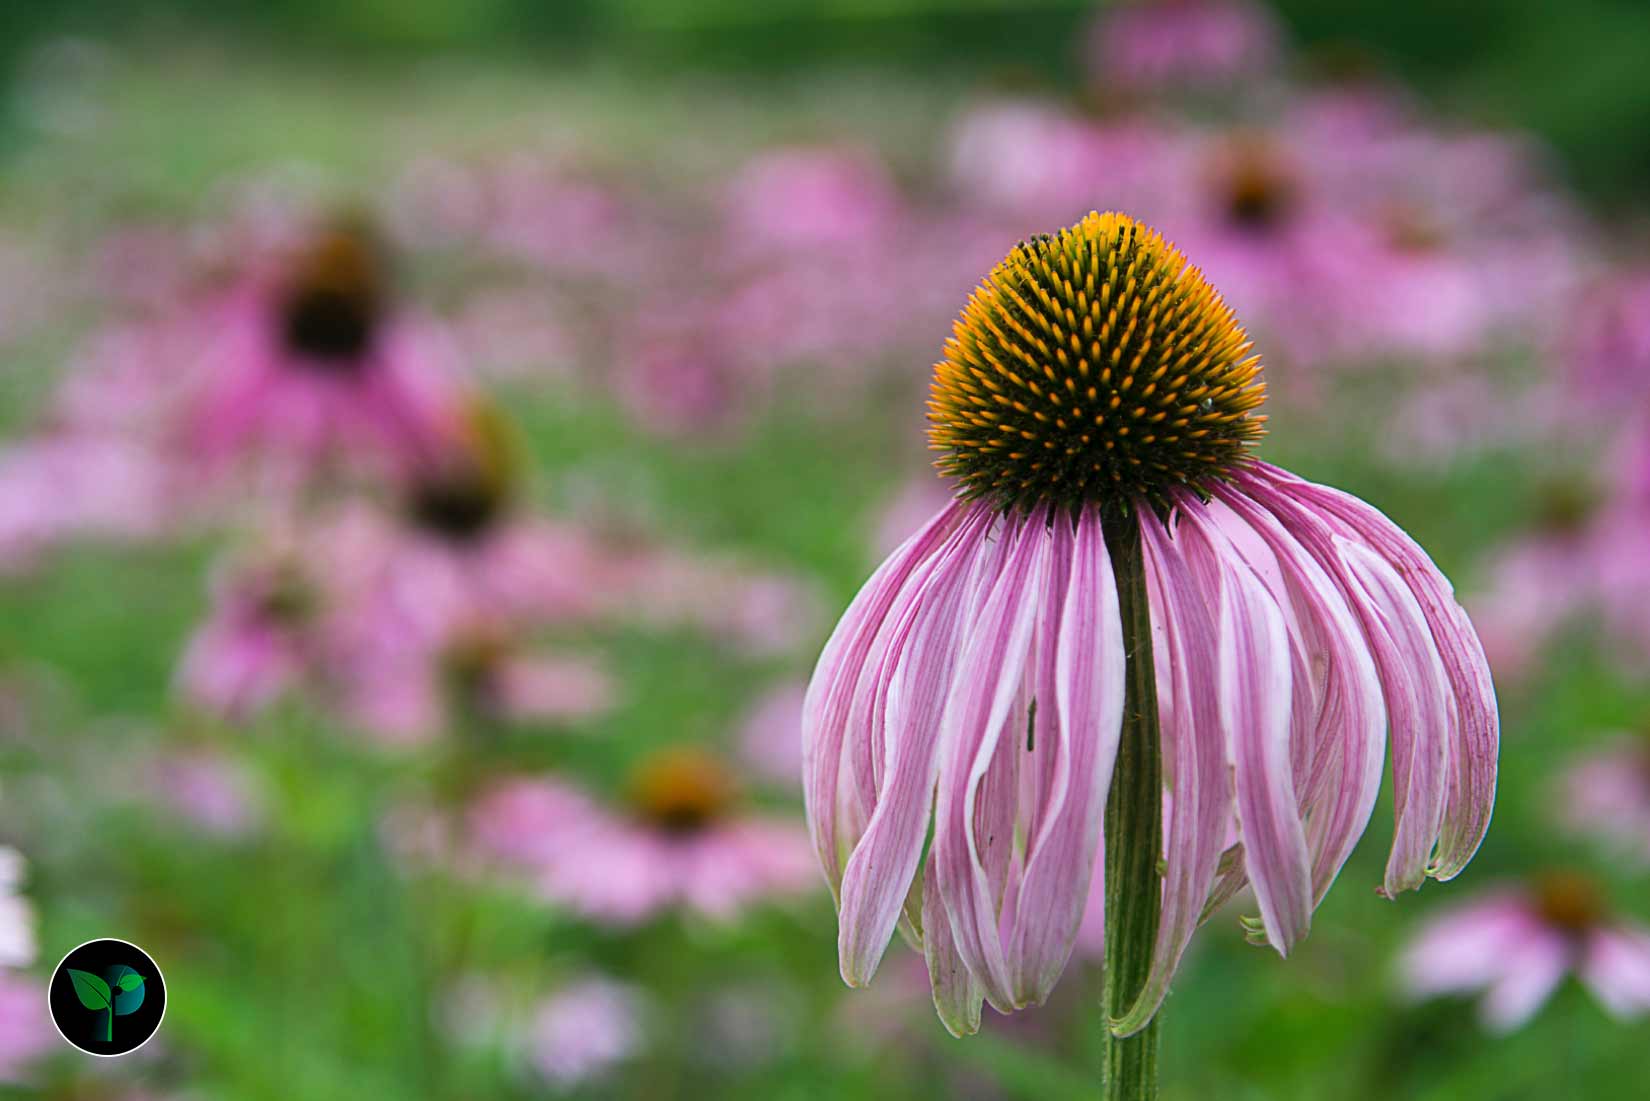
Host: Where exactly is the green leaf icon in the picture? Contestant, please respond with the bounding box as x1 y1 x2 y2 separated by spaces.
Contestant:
67 969 112 1011
117 972 143 992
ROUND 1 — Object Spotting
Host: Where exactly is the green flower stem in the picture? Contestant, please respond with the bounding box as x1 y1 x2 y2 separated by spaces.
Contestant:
1101 509 1164 1101
105 1007 113 1043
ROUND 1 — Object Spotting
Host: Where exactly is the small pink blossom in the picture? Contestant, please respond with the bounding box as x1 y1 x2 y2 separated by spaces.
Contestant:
1559 737 1650 862
177 226 465 494
1085 0 1282 96
1400 877 1650 1032
526 976 648 1089
467 753 818 926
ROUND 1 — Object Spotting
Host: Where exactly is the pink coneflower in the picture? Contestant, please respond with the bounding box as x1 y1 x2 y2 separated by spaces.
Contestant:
525 976 648 1089
469 750 817 925
1559 735 1650 863
181 220 460 489
1085 0 1282 97
804 213 1497 1060
1464 483 1603 678
1400 875 1650 1032
341 617 614 745
176 548 318 721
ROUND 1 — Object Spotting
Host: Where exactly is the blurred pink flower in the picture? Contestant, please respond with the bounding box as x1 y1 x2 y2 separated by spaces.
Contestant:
146 750 267 839
177 550 316 721
606 545 822 656
468 752 818 926
0 433 176 570
179 225 463 492
1085 0 1282 96
1400 876 1650 1032
1467 513 1600 679
949 103 1189 224
0 971 53 1084
737 679 805 788
1559 737 1650 862
615 316 755 438
1566 271 1650 408
724 148 900 255
526 976 648 1089
341 623 614 746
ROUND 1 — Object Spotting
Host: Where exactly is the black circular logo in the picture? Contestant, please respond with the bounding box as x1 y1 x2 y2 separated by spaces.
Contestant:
48 939 166 1056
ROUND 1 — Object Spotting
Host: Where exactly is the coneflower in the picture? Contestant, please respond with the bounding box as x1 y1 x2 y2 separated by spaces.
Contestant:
802 212 1497 1096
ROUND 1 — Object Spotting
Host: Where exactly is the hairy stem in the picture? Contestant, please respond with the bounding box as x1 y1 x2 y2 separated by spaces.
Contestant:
1101 509 1163 1100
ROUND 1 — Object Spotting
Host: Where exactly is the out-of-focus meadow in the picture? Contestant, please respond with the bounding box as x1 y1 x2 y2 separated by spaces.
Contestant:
0 1 1649 1097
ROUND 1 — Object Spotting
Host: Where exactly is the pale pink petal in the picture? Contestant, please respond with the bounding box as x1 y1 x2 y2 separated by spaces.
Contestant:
1337 539 1452 896
837 510 986 985
1240 470 1454 897
931 513 1048 1011
1258 464 1497 880
1005 507 1124 1006
1215 485 1386 904
803 501 967 896
1204 513 1311 955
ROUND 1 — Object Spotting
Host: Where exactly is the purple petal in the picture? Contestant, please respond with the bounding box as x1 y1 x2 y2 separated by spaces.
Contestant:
1337 539 1451 896
1190 507 1311 955
803 502 968 897
836 510 991 986
1213 485 1387 904
1006 506 1125 1007
1256 463 1497 881
1237 469 1455 897
931 513 1049 1011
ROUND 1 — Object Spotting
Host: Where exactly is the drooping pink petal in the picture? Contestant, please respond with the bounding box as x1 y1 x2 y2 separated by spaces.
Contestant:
803 502 967 897
1253 463 1497 881
1239 470 1454 897
931 513 1048 1011
1112 504 1229 1032
1214 485 1387 903
1196 508 1310 955
1337 539 1452 896
1005 506 1124 1007
837 510 988 985
923 856 983 1037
